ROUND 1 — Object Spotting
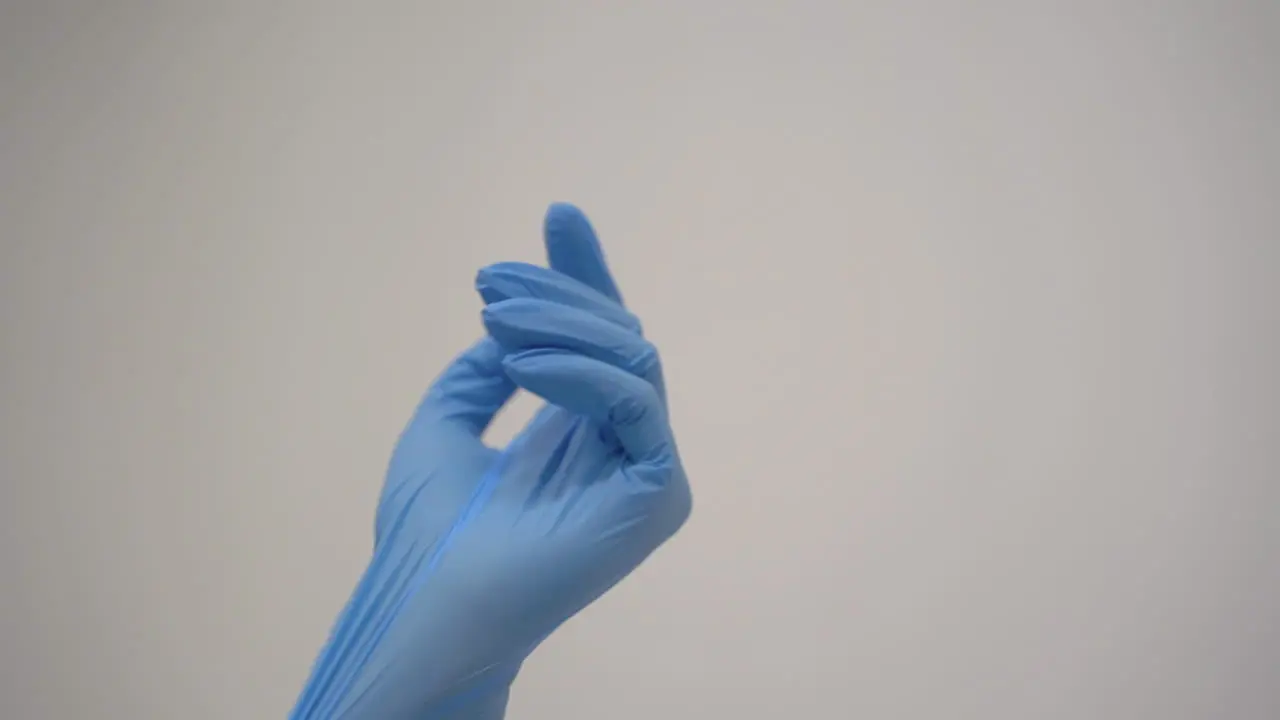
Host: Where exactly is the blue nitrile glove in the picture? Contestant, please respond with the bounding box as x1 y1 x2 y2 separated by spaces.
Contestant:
287 203 692 720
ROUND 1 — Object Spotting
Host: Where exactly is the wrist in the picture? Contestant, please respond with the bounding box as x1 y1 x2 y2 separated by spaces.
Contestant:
422 661 519 720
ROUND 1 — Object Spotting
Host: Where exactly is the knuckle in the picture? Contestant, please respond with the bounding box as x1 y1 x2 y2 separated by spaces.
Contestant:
608 391 651 427
630 342 661 376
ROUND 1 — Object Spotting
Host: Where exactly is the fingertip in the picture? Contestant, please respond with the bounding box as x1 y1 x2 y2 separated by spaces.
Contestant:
542 201 623 303
478 260 539 278
474 263 501 302
475 262 533 306
543 203 598 258
479 299 517 341
543 202 588 232
481 297 541 325
499 347 560 385
480 299 530 343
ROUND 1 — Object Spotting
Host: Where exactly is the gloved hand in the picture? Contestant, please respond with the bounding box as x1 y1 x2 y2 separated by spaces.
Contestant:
288 203 692 720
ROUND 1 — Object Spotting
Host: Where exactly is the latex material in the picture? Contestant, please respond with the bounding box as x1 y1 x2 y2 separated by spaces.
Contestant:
287 203 691 720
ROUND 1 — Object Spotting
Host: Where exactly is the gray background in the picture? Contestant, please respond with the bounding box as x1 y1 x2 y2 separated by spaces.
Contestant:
2 2 1277 718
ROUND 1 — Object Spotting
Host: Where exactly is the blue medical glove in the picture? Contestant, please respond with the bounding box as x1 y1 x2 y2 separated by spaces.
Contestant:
287 203 692 720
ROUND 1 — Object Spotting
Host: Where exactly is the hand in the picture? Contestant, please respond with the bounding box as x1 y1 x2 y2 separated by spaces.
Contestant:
289 203 692 720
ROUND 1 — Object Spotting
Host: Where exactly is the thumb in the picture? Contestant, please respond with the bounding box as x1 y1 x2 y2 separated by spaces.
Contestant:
501 348 676 483
413 337 516 438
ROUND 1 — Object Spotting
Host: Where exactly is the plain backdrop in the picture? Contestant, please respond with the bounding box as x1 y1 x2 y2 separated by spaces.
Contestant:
2 2 1277 718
